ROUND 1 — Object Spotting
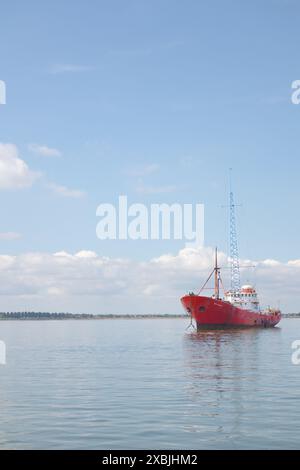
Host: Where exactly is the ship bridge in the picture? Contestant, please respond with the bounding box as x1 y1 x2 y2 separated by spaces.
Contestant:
225 284 260 311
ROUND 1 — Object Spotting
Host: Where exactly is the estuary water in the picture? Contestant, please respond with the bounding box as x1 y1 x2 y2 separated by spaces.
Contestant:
0 318 299 449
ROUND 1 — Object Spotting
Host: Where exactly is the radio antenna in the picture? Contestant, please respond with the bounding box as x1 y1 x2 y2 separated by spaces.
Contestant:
229 169 241 294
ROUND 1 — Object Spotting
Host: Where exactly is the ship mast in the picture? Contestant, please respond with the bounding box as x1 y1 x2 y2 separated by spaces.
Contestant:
214 247 220 299
229 170 241 295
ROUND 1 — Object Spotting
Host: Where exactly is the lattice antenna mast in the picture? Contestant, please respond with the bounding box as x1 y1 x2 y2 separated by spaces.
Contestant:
229 172 241 294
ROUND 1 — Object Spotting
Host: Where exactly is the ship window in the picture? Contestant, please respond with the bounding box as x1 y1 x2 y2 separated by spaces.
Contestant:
199 306 205 312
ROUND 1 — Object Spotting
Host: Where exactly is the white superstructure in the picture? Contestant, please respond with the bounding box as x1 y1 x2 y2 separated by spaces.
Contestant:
225 285 260 311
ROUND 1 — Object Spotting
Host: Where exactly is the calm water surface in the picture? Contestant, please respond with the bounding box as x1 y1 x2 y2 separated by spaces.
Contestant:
0 318 299 449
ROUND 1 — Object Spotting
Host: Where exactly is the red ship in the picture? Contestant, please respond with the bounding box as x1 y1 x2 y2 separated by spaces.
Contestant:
181 249 281 329
181 187 281 330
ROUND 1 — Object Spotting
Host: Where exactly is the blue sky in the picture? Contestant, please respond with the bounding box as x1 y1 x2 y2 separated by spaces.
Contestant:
0 0 300 312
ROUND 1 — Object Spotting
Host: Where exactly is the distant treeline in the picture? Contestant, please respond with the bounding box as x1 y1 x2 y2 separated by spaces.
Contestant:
0 312 186 320
0 312 298 320
282 313 300 318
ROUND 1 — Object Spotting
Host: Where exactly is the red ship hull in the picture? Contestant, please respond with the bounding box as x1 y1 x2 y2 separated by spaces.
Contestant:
181 295 281 329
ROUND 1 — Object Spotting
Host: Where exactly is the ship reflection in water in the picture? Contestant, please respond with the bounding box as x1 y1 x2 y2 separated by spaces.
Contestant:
182 326 290 448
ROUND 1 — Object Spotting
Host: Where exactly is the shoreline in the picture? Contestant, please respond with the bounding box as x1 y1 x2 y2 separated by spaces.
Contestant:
0 313 187 320
0 313 299 321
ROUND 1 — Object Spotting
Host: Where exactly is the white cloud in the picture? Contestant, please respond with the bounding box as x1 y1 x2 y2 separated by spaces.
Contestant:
136 181 178 194
125 163 179 194
28 144 62 157
47 182 86 198
0 246 298 314
126 164 160 177
288 260 300 267
75 250 98 259
49 64 95 74
0 143 39 189
0 232 22 240
261 259 281 267
0 142 84 201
